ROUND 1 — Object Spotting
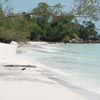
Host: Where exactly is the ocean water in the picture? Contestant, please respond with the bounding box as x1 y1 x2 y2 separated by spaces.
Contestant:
18 43 100 97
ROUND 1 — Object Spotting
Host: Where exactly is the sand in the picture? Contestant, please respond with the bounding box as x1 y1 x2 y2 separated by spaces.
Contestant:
0 42 88 100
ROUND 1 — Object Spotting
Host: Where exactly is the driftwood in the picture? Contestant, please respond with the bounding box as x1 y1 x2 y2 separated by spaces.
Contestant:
3 64 37 68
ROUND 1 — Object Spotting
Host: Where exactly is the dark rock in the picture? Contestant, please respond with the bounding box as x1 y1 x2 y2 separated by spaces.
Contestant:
21 68 26 70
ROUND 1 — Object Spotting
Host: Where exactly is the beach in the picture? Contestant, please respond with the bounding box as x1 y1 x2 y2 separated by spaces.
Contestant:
0 42 90 100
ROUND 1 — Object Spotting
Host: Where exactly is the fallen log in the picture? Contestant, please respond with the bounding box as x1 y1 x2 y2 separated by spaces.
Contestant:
3 64 37 68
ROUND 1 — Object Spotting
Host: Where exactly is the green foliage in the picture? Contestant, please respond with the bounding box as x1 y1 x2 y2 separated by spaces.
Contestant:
73 0 100 20
0 2 98 43
63 35 70 42
73 33 79 38
79 21 97 41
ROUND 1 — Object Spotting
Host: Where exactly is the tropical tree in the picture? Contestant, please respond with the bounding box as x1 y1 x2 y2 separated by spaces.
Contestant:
0 1 98 43
73 0 100 20
79 21 97 41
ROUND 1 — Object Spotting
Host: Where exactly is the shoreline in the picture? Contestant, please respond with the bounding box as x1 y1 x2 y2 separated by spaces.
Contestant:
0 42 95 100
27 41 100 47
27 40 100 45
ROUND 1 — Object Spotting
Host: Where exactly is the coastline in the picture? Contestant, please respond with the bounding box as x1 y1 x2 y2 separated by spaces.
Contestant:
0 42 89 100
27 41 100 45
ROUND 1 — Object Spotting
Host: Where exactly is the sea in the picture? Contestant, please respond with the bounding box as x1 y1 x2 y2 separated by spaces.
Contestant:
17 43 100 99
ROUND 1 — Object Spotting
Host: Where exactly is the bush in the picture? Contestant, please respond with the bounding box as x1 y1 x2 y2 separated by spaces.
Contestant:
63 35 70 42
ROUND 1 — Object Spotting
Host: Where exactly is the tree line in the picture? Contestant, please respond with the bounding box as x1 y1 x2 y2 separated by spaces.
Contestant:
0 2 99 43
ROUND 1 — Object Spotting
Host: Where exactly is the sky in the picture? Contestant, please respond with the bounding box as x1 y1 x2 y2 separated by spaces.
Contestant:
8 0 74 13
4 0 100 33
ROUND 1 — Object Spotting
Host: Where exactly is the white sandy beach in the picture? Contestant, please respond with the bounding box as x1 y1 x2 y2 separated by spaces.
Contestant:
0 42 88 100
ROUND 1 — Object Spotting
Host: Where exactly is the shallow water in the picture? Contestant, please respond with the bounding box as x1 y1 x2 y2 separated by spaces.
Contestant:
18 43 100 98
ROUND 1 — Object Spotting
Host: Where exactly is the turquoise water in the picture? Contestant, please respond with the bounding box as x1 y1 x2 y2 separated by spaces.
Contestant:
18 43 100 95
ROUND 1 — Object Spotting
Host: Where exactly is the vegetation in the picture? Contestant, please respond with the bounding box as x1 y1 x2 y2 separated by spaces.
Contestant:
0 1 99 43
73 0 100 20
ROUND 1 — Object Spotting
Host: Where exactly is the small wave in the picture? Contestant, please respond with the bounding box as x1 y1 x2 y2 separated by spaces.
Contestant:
33 48 54 53
38 63 100 96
